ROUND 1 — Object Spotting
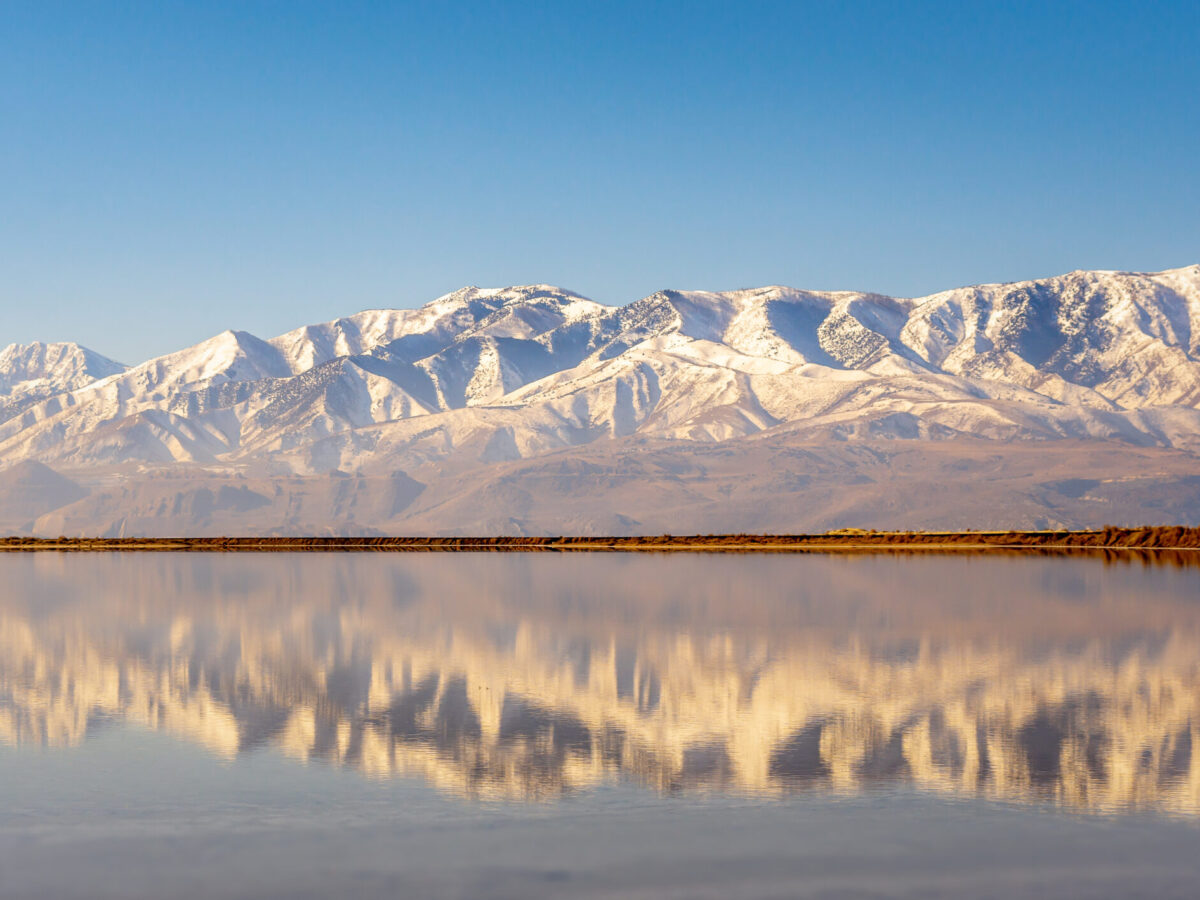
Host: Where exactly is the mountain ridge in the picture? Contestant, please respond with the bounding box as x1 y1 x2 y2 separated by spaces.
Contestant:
3 265 1199 535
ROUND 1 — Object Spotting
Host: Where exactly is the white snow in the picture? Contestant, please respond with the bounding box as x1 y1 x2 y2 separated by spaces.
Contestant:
3 267 1200 474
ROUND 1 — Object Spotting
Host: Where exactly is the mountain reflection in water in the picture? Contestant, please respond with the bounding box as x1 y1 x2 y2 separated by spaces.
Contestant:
1 552 1198 815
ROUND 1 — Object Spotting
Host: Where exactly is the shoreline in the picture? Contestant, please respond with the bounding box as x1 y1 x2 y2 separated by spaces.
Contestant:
2 527 1199 553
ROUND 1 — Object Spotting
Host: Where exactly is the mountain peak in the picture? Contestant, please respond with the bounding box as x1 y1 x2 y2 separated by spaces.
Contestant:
3 264 1200 535
433 284 592 307
0 341 125 392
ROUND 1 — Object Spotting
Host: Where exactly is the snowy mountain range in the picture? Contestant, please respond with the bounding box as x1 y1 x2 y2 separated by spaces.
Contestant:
3 265 1200 535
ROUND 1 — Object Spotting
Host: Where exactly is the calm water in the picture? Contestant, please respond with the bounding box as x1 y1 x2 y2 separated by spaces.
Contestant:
2 551 1199 898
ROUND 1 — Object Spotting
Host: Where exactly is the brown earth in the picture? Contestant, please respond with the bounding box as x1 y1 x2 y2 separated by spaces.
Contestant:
2 526 1200 563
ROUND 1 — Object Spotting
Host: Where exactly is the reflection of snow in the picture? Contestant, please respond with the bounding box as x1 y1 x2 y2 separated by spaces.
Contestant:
1 552 1199 813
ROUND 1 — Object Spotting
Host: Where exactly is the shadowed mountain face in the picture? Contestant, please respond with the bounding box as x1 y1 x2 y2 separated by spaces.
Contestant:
2 268 1200 535
0 461 88 532
2 552 1198 813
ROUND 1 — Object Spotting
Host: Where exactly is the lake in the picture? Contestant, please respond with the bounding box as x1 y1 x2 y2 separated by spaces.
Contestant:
1 551 1199 898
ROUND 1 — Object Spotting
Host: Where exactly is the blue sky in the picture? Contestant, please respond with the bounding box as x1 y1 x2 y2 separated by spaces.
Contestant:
3 1 1198 364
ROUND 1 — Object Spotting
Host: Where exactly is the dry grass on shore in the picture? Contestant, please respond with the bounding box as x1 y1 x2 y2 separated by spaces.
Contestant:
1 526 1199 554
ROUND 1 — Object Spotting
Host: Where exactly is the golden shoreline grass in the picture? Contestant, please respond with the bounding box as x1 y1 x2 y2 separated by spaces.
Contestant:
1 526 1199 555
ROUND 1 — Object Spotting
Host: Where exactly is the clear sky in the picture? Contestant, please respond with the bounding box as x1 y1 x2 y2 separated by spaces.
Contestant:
3 1 1198 365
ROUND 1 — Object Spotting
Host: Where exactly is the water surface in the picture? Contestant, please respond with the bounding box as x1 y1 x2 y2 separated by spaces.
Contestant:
2 552 1199 898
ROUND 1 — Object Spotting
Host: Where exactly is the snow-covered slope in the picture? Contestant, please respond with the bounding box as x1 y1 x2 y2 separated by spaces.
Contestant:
0 342 125 425
2 266 1200 533
0 341 125 390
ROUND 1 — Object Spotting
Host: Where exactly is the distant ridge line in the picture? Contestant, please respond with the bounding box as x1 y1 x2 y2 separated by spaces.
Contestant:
3 527 1199 553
